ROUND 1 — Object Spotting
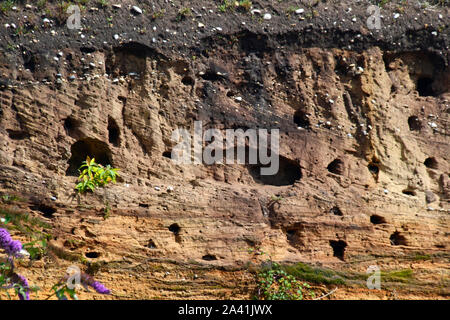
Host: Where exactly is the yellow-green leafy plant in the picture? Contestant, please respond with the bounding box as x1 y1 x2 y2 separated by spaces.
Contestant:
255 261 316 300
75 157 119 194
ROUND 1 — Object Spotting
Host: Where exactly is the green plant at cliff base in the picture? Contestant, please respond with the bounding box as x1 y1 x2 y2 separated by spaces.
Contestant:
255 261 316 300
75 157 119 194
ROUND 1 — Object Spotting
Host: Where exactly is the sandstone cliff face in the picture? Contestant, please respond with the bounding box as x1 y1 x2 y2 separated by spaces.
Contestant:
0 0 448 299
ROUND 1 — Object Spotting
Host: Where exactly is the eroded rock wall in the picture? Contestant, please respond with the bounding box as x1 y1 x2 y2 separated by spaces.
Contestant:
0 0 448 299
0 42 448 267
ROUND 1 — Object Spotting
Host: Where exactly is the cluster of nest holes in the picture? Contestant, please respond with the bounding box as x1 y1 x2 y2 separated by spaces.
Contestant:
107 117 121 147
29 203 57 218
424 157 438 169
169 223 181 243
202 254 217 261
327 158 344 175
293 110 310 128
407 116 422 131
330 206 343 216
7 129 30 140
85 251 101 258
370 214 386 225
146 239 157 249
329 240 347 261
66 138 113 176
390 231 407 246
248 155 302 186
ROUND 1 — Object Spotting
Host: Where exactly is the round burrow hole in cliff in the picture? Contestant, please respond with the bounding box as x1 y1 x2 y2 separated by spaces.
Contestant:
30 204 57 218
7 129 29 140
168 223 180 235
23 52 37 72
107 117 121 147
85 251 101 258
202 254 217 261
248 156 301 186
200 70 221 81
368 163 380 175
80 46 96 54
284 224 304 246
293 110 310 128
286 229 296 238
169 223 182 243
390 231 407 246
330 206 343 216
63 116 81 137
417 77 436 97
402 189 416 196
327 159 344 175
146 239 157 249
329 240 347 261
181 75 195 86
424 157 438 169
407 116 422 131
162 151 172 159
66 138 113 176
370 214 386 225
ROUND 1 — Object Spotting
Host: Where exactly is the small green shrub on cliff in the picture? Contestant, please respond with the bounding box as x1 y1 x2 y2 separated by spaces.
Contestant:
75 157 119 194
255 261 316 300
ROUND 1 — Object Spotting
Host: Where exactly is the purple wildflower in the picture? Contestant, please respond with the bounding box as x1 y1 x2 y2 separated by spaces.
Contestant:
6 240 22 256
0 228 12 247
12 273 30 300
91 281 111 294
79 273 111 294
0 228 23 257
